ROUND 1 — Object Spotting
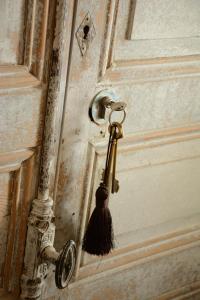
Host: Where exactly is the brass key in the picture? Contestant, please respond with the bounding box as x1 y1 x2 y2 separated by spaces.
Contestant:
103 122 123 194
103 124 116 188
112 138 119 193
109 122 123 193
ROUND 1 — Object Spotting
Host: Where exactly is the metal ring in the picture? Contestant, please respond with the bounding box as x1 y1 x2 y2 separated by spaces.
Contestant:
55 240 76 289
109 108 126 125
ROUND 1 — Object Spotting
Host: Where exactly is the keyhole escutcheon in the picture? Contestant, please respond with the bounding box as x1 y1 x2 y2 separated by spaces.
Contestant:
76 12 95 56
83 25 90 40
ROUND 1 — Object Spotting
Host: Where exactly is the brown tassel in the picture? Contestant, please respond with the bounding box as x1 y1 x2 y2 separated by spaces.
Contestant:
82 183 114 256
82 122 123 256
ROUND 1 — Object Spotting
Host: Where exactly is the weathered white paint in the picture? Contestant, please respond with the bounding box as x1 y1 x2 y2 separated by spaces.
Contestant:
116 0 200 59
131 0 200 40
1 0 200 299
0 87 44 152
49 0 200 299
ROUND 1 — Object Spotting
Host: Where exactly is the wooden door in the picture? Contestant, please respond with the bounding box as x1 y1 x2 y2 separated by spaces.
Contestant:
43 0 200 299
0 1 54 298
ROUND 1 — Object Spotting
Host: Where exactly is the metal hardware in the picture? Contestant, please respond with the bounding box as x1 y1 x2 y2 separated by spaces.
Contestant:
103 122 123 191
76 12 96 56
109 109 126 125
41 240 76 289
108 122 123 193
89 90 127 125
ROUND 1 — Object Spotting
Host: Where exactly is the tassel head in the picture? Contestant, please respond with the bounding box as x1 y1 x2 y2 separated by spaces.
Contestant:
82 184 114 256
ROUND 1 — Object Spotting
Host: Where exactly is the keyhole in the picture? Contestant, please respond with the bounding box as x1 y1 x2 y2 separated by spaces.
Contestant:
83 25 90 40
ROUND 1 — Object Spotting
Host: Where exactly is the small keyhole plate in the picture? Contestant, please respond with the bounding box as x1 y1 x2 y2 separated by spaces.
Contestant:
76 12 96 56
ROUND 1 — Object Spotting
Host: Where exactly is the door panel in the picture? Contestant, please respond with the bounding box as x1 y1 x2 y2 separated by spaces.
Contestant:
0 0 25 64
48 0 200 299
0 0 52 297
129 0 200 40
0 152 38 294
82 137 200 265
115 0 200 59
0 84 44 152
70 245 200 300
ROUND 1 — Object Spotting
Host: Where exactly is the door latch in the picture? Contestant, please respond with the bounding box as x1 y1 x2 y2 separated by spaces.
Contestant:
41 240 76 289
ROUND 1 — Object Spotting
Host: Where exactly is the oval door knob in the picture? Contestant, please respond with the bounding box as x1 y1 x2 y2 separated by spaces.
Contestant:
42 240 76 289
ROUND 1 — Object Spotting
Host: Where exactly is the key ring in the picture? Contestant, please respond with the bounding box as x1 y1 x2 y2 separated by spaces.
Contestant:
109 108 126 125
